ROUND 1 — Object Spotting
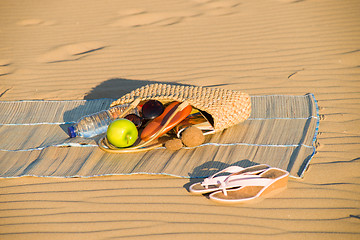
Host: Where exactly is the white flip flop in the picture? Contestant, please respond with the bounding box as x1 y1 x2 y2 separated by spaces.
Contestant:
209 167 289 204
189 164 270 195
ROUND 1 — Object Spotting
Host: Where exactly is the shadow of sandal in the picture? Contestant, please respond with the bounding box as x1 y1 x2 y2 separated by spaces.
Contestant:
184 159 260 191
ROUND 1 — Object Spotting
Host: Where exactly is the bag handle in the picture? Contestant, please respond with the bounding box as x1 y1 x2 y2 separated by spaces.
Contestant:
98 99 190 153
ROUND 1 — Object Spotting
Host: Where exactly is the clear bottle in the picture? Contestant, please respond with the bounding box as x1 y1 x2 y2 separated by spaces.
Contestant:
68 104 137 138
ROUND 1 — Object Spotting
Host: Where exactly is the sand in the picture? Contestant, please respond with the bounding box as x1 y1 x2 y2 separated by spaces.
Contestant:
0 0 359 239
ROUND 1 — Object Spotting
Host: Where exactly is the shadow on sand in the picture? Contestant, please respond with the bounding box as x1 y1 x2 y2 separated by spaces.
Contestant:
61 78 192 136
184 159 260 191
84 78 194 100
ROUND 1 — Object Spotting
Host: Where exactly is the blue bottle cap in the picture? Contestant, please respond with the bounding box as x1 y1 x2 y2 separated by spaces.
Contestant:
68 126 76 138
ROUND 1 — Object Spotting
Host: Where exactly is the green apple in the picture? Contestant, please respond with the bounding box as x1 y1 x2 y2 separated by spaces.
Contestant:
106 119 138 148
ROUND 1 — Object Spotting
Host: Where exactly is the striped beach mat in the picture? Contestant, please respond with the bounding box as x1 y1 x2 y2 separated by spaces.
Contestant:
0 94 319 178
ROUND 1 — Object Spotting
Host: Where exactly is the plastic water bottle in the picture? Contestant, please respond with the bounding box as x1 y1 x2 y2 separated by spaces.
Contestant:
68 104 137 138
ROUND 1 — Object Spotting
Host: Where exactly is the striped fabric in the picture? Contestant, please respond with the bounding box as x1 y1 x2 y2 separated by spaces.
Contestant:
0 94 318 178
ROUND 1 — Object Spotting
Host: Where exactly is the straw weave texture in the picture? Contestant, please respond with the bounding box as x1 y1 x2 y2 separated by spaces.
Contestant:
110 84 251 132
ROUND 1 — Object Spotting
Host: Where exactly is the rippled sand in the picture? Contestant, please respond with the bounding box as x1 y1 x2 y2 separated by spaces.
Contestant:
0 0 359 239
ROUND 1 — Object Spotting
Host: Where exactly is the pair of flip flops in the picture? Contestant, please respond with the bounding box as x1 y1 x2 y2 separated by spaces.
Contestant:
189 164 289 204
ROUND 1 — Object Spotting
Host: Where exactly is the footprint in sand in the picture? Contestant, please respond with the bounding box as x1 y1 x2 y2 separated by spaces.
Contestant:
111 7 201 27
0 59 12 67
194 0 241 16
276 0 302 3
117 8 147 17
38 41 106 63
111 1 240 28
17 19 56 26
0 59 14 76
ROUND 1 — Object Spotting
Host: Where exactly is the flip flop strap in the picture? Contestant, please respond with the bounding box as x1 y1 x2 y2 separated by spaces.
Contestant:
224 168 267 183
201 166 245 189
202 165 269 189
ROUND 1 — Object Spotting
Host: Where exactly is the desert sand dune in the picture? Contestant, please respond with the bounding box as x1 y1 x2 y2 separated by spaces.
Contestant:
0 0 359 239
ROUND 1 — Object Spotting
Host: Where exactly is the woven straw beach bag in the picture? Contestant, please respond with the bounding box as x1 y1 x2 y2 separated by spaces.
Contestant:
98 83 251 153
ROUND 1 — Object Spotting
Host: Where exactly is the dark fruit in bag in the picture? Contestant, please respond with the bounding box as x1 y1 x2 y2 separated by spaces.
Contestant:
141 100 164 120
141 101 192 142
124 114 143 128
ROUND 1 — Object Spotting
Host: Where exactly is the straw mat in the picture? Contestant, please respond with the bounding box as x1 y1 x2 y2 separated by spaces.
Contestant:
0 94 319 178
